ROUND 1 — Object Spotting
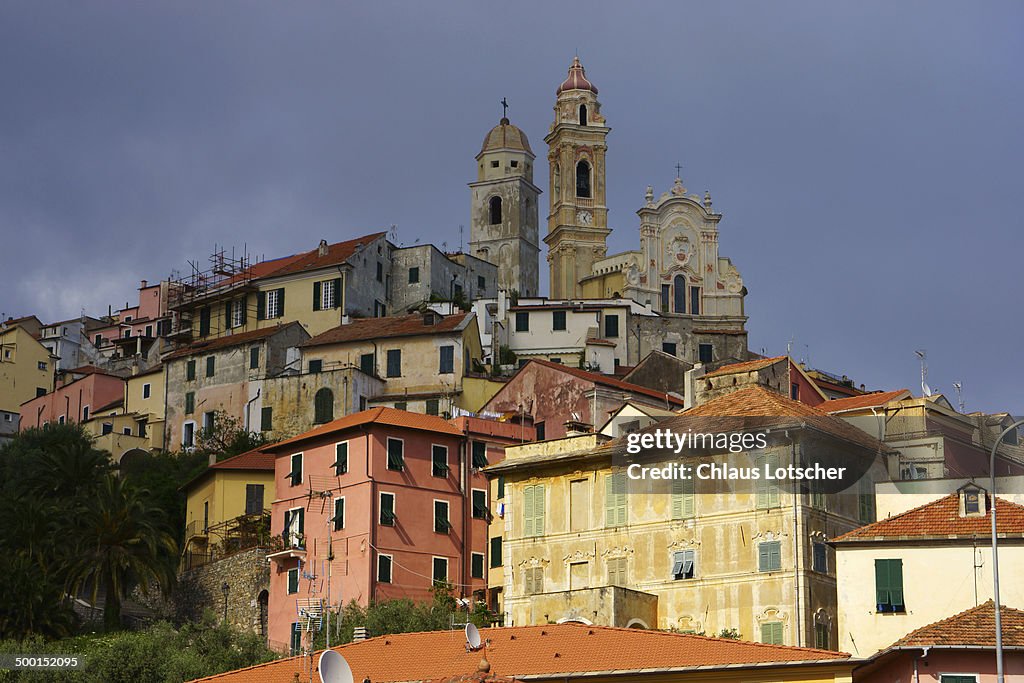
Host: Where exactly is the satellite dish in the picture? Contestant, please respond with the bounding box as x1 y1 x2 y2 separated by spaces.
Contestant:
465 623 483 651
318 650 354 683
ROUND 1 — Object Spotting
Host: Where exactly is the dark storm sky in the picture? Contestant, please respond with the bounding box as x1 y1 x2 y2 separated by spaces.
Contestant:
1 2 1021 413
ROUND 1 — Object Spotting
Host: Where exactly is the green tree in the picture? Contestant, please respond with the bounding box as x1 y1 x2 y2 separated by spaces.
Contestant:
120 449 207 546
65 476 178 631
192 411 268 463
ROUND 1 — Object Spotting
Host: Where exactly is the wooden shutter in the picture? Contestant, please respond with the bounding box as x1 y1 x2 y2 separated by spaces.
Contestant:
277 288 285 316
332 278 342 308
671 476 695 519
239 299 247 325
523 486 534 537
313 281 322 311
606 472 626 527
534 485 545 535
257 291 266 320
333 498 345 531
761 622 782 645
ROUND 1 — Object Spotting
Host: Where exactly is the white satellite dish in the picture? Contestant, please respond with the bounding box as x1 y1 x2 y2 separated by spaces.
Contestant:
318 650 354 683
465 623 483 651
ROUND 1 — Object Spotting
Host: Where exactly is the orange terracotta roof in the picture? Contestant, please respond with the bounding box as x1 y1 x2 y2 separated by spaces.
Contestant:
302 313 471 347
526 359 686 407
832 493 1024 542
163 323 302 361
209 447 276 472
190 623 849 683
821 390 912 414
261 232 386 279
890 600 1024 648
263 407 463 452
703 356 786 378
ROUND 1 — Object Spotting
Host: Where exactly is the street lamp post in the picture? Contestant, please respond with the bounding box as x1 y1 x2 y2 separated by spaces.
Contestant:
221 582 230 625
989 418 1024 683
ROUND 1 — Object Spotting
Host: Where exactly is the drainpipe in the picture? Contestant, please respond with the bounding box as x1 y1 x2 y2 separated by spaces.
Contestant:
461 423 470 600
790 431 802 647
244 388 261 432
914 646 930 683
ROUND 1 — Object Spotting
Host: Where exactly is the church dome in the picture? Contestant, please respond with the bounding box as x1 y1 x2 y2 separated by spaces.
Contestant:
556 56 598 95
480 118 533 155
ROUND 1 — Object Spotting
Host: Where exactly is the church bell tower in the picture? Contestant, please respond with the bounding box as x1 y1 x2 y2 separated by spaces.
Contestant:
544 57 611 299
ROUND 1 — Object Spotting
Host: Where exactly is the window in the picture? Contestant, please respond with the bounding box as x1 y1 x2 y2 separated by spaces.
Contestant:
689 286 701 315
964 489 982 514
940 677 978 683
36 387 46 397
58 415 65 424
37 361 47 371
432 556 448 584
377 554 393 583
812 541 828 573
579 103 588 125
671 476 695 519
379 492 395 526
184 392 195 414
552 310 567 331
82 405 90 421
490 537 503 567
308 359 323 374
811 486 827 511
604 314 619 338
434 500 450 534
524 567 543 594
859 478 876 523
259 288 285 319
662 342 677 356
122 427 132 436
698 344 714 363
359 353 374 376
260 406 273 431
791 382 800 400
289 623 301 655
394 401 407 411
477 275 485 289
101 421 112 435
137 419 148 438
510 160 518 168
142 383 151 399
145 324 153 337
284 507 304 547
660 284 670 313
425 398 440 416
472 489 487 519
313 278 341 311
755 451 781 509
535 421 545 441
376 262 383 283
408 267 420 284
758 541 782 572
183 422 195 446
672 550 696 579
94 334 102 346
605 471 627 527
332 497 345 531
387 438 404 471
205 356 215 377
186 360 196 381
471 552 484 579
203 501 209 531
432 445 449 477
333 442 348 475
313 388 334 424
515 311 529 332
287 568 299 594
229 299 246 328
569 478 590 531
875 559 905 612
607 557 627 585
386 349 401 377
471 441 488 468
288 453 303 486
549 357 561 364
497 476 505 499
199 307 211 336
250 346 260 370
575 160 591 198
245 484 264 516
814 622 829 650
489 196 502 225
490 160 499 168
203 411 215 435
674 275 686 313
439 345 454 373
523 484 545 536
761 622 784 645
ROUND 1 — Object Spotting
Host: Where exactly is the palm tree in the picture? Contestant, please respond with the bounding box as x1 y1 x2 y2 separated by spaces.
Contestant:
65 475 178 630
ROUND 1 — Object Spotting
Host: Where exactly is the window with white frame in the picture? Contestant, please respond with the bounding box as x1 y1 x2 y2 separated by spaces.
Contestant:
231 299 245 328
266 289 283 318
377 554 393 583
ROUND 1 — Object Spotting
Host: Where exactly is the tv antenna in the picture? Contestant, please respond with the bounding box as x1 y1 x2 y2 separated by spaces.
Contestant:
953 381 965 413
318 650 354 683
915 350 933 397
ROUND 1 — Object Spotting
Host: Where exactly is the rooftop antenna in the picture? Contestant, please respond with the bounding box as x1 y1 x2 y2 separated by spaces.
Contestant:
459 225 464 253
953 381 965 413
915 350 933 397
318 650 354 683
389 224 398 245
786 336 794 358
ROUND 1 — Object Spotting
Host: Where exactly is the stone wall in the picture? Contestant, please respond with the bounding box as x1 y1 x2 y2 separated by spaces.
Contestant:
181 546 270 635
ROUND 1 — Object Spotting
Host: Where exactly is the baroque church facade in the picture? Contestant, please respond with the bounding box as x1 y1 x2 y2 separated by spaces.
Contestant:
469 58 748 363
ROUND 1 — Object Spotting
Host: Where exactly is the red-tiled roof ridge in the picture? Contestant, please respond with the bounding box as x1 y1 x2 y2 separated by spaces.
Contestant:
526 359 685 406
302 312 471 347
260 231 387 279
209 446 276 471
889 599 1024 648
831 493 1024 543
822 389 913 414
703 356 787 378
263 406 463 452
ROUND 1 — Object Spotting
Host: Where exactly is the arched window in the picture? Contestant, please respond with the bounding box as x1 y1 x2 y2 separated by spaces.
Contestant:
314 388 334 424
489 196 502 225
579 104 588 126
674 275 686 314
576 160 591 198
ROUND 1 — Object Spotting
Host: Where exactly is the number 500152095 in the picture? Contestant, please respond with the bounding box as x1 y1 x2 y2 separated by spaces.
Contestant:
0 655 84 670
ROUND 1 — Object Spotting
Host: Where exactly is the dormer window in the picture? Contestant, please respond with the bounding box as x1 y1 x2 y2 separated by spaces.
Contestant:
959 484 987 517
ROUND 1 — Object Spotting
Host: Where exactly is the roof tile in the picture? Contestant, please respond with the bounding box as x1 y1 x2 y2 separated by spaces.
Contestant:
890 600 1024 648
263 407 463 452
821 390 912 414
832 493 1024 542
302 313 470 347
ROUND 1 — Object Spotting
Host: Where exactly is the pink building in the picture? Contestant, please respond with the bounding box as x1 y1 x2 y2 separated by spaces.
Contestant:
857 601 1024 683
263 407 519 653
20 367 125 427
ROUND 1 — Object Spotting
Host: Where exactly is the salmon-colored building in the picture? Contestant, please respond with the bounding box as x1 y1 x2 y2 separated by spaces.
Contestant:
19 366 125 428
263 407 529 653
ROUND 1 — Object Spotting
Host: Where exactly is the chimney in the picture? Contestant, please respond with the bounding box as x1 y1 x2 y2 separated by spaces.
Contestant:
352 626 368 642
318 239 329 257
140 280 148 289
563 419 593 436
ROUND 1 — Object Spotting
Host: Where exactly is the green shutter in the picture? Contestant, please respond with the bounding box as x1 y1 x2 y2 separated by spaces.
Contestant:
313 281 322 311
767 453 780 507
239 299 247 325
523 486 533 537
277 288 285 316
224 301 232 328
534 485 545 535
761 622 783 645
890 559 904 608
332 278 342 308
257 291 266 320
671 477 695 519
606 475 616 527
333 498 344 530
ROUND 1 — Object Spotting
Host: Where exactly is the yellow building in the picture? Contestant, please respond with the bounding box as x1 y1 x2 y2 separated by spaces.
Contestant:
125 365 166 449
486 386 888 648
181 447 276 570
299 310 483 415
0 316 55 433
